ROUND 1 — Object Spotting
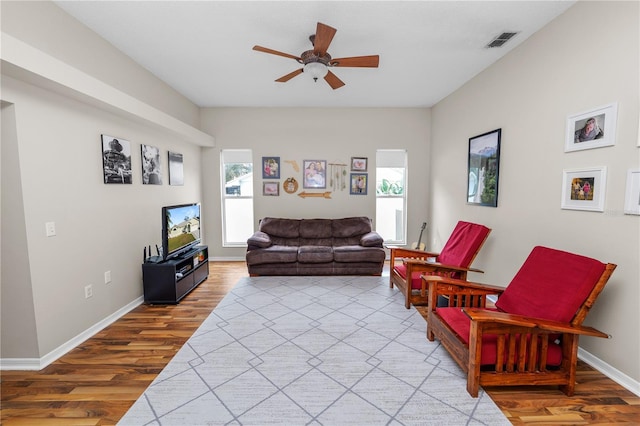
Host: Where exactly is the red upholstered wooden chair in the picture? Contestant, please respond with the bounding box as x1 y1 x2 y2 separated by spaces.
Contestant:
389 221 491 309
424 246 616 397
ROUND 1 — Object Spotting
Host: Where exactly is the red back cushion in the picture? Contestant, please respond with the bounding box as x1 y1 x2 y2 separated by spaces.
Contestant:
495 246 606 323
437 221 491 267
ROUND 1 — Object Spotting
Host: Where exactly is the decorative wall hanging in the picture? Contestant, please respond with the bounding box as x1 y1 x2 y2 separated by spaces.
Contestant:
298 191 332 199
351 157 368 171
561 166 607 212
284 159 300 172
328 162 347 192
168 151 184 186
467 128 501 207
624 168 640 215
283 177 299 194
565 103 617 152
303 160 327 188
350 173 368 195
262 156 280 179
263 182 279 196
101 134 132 184
141 144 162 185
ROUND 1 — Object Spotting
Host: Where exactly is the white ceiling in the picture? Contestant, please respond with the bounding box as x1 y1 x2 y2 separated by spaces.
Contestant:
54 1 575 108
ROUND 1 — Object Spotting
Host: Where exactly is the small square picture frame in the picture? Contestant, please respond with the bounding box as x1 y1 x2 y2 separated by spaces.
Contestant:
624 168 640 215
561 166 607 212
351 157 368 171
263 181 279 196
565 103 617 152
350 173 368 195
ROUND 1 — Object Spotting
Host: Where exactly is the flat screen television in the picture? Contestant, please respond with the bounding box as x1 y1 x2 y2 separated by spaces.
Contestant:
162 202 201 260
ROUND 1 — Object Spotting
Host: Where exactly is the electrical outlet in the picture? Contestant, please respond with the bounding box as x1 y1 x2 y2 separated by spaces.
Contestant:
84 284 93 299
104 271 112 284
45 222 56 237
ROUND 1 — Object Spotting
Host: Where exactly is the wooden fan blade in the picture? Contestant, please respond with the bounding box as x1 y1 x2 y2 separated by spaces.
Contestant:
324 70 345 90
275 68 303 82
330 55 379 68
313 22 337 55
253 45 301 62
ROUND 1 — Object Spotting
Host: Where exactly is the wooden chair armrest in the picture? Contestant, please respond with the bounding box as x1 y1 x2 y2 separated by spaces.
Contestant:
407 260 485 275
423 275 504 293
462 308 610 338
389 247 439 260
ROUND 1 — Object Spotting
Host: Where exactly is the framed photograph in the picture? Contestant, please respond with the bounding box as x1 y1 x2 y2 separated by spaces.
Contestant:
262 156 280 179
263 182 279 196
350 173 368 195
101 134 132 184
351 157 368 171
168 151 184 186
141 144 162 185
565 103 617 152
561 166 607 212
303 160 326 188
624 169 640 215
467 128 501 207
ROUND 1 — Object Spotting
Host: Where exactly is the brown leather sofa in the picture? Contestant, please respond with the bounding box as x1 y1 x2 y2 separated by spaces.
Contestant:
246 217 385 276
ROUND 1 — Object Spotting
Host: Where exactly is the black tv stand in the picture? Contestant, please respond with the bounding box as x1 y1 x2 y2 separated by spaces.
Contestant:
142 245 209 304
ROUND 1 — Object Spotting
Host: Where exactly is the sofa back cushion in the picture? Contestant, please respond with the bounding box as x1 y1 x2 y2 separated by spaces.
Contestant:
258 217 300 246
299 219 333 246
332 217 372 246
495 246 606 323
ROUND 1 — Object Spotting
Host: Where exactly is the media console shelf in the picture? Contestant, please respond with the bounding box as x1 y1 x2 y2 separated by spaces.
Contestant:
142 245 209 304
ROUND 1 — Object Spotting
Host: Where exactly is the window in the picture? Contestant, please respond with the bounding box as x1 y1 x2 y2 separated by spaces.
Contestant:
376 150 407 244
221 149 254 246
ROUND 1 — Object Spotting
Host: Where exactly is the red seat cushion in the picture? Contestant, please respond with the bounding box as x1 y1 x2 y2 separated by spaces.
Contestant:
437 307 563 367
495 246 606 323
394 264 463 290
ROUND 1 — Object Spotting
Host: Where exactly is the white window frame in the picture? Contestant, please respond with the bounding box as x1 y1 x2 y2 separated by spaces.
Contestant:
375 149 407 245
220 149 254 247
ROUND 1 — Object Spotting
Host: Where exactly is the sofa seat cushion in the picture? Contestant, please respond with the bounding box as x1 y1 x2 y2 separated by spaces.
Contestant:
245 245 299 265
436 307 562 367
298 246 334 263
334 245 386 263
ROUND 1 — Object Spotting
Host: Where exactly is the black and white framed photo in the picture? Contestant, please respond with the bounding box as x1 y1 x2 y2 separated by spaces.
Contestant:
561 166 607 212
624 168 640 215
141 144 162 185
565 103 617 152
168 151 184 186
467 128 501 207
101 134 132 184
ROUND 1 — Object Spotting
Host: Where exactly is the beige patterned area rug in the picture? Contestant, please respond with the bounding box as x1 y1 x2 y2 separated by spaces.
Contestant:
119 275 510 425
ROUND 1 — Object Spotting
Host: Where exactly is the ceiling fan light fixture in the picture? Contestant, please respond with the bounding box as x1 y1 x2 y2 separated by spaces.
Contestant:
303 61 328 82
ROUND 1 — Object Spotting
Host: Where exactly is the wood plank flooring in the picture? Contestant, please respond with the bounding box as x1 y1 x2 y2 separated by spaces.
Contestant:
2 261 639 425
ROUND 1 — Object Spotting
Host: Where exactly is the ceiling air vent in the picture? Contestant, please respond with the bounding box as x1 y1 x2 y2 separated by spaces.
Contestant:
485 32 519 48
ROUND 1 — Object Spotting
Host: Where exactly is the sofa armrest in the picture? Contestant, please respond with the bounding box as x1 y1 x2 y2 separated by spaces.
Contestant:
360 231 384 247
247 231 272 248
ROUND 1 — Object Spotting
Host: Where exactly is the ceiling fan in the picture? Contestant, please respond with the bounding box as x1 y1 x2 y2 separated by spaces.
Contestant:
253 22 379 90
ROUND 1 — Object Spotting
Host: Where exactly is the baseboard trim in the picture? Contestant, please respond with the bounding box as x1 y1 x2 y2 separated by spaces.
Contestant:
209 256 245 261
578 347 640 397
0 296 144 371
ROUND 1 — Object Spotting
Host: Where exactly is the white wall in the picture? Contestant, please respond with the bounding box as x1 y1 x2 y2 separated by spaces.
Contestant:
430 1 639 385
1 76 204 359
0 0 208 362
200 107 431 259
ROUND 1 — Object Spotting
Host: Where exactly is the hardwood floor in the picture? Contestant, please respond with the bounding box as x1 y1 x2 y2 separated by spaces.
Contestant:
2 261 639 425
